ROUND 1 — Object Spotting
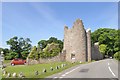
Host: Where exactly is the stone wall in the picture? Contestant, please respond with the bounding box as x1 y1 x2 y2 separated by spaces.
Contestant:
91 42 103 60
86 29 92 62
26 55 61 65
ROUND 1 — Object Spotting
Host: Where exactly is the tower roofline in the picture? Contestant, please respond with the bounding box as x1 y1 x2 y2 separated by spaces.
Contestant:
74 18 82 24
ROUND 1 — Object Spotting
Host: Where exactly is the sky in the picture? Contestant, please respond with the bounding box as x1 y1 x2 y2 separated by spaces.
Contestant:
2 2 118 48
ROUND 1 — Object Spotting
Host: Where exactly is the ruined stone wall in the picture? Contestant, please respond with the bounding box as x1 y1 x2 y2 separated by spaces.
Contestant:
63 19 87 62
86 29 92 62
27 19 103 64
91 42 103 60
26 55 61 65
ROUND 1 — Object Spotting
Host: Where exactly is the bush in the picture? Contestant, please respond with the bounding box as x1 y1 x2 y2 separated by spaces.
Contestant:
5 56 12 60
21 51 29 59
5 52 18 60
114 51 120 61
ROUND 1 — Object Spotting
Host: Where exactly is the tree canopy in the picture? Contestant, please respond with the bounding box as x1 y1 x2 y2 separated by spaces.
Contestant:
5 36 32 59
38 37 63 52
91 28 120 60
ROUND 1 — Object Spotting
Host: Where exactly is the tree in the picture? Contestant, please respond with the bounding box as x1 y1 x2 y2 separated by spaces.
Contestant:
28 46 40 60
114 51 120 61
47 37 58 43
99 44 107 56
41 43 60 58
5 52 18 60
28 46 37 59
91 28 119 58
0 48 3 54
6 36 32 59
38 40 47 49
36 45 41 59
37 37 63 52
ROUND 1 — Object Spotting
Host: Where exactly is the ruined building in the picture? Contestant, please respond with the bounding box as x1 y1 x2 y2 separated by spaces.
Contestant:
62 19 103 62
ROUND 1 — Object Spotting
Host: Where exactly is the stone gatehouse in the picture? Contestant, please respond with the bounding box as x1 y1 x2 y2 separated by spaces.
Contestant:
62 19 103 62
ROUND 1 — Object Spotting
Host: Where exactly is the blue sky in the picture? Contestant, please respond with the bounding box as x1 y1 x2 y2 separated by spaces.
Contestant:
2 2 118 48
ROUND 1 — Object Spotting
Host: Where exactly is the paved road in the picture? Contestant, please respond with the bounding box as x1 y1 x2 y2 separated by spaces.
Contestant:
47 59 119 79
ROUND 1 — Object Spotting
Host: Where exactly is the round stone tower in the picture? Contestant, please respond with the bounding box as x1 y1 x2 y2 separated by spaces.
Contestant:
63 19 87 62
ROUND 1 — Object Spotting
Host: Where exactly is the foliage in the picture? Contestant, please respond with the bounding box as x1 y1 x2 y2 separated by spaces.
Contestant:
0 48 3 54
91 28 120 58
38 37 63 52
114 51 120 61
38 40 47 49
28 46 40 60
41 43 60 58
99 44 107 56
21 51 30 59
2 48 9 55
28 46 37 59
5 52 18 60
25 43 57 59
6 36 32 59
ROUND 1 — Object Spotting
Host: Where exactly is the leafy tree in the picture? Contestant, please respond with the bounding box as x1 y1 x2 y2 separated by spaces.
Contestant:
99 44 107 56
47 37 58 43
28 46 37 59
38 37 63 52
6 36 32 59
28 46 40 60
2 48 9 56
40 43 60 58
38 40 47 49
91 28 119 58
21 51 29 59
36 45 41 59
0 48 3 54
5 52 18 60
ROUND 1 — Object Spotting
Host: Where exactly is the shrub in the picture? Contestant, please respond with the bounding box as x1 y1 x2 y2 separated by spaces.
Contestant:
114 51 120 61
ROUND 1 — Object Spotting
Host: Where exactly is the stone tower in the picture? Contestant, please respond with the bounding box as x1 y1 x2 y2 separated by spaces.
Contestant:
86 28 92 62
63 19 87 62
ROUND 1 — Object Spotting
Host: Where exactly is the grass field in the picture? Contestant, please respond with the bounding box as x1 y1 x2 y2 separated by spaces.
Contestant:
3 60 11 64
2 61 81 78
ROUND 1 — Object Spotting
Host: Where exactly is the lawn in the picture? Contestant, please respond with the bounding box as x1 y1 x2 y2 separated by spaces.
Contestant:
3 60 11 64
2 61 81 79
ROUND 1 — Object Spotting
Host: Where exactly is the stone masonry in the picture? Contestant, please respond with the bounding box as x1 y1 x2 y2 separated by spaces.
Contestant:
63 19 103 62
86 28 92 62
63 19 87 62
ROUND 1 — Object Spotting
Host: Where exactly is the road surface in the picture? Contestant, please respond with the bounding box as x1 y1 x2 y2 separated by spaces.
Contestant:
47 59 119 80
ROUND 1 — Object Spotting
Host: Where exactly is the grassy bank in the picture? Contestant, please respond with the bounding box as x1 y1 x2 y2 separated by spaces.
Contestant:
2 61 80 78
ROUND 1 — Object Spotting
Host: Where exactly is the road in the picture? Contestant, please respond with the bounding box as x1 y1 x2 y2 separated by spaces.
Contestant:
47 59 119 80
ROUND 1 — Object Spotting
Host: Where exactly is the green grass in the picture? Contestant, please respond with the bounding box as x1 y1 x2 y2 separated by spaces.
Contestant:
2 61 80 78
3 60 11 64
